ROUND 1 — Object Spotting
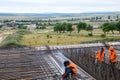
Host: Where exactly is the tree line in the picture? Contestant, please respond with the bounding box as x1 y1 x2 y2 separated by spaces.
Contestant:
101 21 120 34
54 22 93 34
54 21 120 35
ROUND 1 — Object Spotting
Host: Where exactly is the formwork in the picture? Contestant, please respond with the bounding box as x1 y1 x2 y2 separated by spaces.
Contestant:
0 47 95 80
0 50 61 80
60 43 120 80
0 42 119 80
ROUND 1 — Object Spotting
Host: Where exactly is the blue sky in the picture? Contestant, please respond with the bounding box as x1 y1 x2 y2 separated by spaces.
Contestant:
0 0 120 13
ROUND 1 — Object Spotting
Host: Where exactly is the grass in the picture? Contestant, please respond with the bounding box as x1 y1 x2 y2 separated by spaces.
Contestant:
21 33 103 46
0 33 22 48
0 30 31 48
1 29 120 47
21 29 120 47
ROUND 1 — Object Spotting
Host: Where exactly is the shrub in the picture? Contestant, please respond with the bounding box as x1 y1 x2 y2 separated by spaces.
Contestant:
2 41 21 48
47 34 50 38
88 33 93 36
17 30 32 35
104 37 120 41
50 36 52 38
0 30 31 48
58 36 60 38
0 33 22 48
68 34 71 36
47 40 50 43
101 34 106 38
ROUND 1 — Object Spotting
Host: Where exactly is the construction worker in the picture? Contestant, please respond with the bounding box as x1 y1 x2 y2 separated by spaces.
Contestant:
109 45 118 80
62 61 78 80
96 47 105 62
109 45 118 63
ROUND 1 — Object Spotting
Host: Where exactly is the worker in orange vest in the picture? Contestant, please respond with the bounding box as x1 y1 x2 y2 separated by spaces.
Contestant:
109 46 118 63
62 61 78 80
96 47 105 62
109 45 118 80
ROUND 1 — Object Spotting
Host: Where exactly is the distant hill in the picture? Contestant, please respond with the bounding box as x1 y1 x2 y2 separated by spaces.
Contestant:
0 13 78 17
0 12 120 17
81 12 120 14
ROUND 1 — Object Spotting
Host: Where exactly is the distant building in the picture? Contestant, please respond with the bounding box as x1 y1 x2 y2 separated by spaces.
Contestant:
26 24 37 30
0 22 4 25
1 26 11 30
100 15 119 21
72 25 77 29
117 15 119 19
0 26 18 30
108 16 111 19
116 15 119 21
10 20 16 23
95 16 102 20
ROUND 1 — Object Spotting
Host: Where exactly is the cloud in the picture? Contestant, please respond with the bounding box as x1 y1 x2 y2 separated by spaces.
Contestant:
8 0 51 3
0 6 120 13
0 0 120 13
8 0 119 4
5 0 120 7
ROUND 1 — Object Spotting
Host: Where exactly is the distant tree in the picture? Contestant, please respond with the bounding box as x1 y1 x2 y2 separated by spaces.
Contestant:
54 23 62 33
36 26 46 29
36 26 40 29
54 23 73 33
101 23 116 34
43 23 47 26
107 23 116 34
3 20 9 23
48 22 53 26
0 25 3 28
116 21 120 34
41 26 46 29
61 23 66 33
18 25 27 29
54 25 58 33
101 23 110 34
66 23 73 33
77 22 87 33
101 23 109 34
86 25 93 34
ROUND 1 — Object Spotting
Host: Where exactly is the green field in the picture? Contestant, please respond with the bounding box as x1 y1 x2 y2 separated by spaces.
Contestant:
21 29 120 47
0 29 120 47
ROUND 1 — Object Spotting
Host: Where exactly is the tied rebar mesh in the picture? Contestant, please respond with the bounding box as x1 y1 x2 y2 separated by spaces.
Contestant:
0 49 61 80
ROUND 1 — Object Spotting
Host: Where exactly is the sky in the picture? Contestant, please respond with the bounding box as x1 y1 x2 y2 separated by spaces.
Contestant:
0 0 120 13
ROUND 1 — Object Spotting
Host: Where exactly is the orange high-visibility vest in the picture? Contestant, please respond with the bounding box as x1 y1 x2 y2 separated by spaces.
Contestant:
96 50 105 62
109 51 118 63
68 62 78 74
109 46 118 63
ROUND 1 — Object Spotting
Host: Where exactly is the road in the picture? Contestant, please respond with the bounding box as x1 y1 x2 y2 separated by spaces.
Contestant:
0 32 13 43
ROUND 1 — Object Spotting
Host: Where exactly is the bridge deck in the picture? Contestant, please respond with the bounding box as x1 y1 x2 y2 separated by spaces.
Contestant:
0 51 61 80
0 49 95 80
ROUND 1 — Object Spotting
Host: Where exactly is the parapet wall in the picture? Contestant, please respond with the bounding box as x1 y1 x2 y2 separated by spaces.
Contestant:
60 46 120 80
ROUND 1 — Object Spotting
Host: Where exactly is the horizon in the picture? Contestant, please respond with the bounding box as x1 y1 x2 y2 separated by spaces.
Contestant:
0 11 119 14
0 0 120 13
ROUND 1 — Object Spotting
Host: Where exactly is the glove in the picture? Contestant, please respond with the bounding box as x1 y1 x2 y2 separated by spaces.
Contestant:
62 73 65 79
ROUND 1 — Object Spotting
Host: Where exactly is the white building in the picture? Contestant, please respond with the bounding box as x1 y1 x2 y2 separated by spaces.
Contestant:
0 22 4 25
26 24 37 30
0 26 11 30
